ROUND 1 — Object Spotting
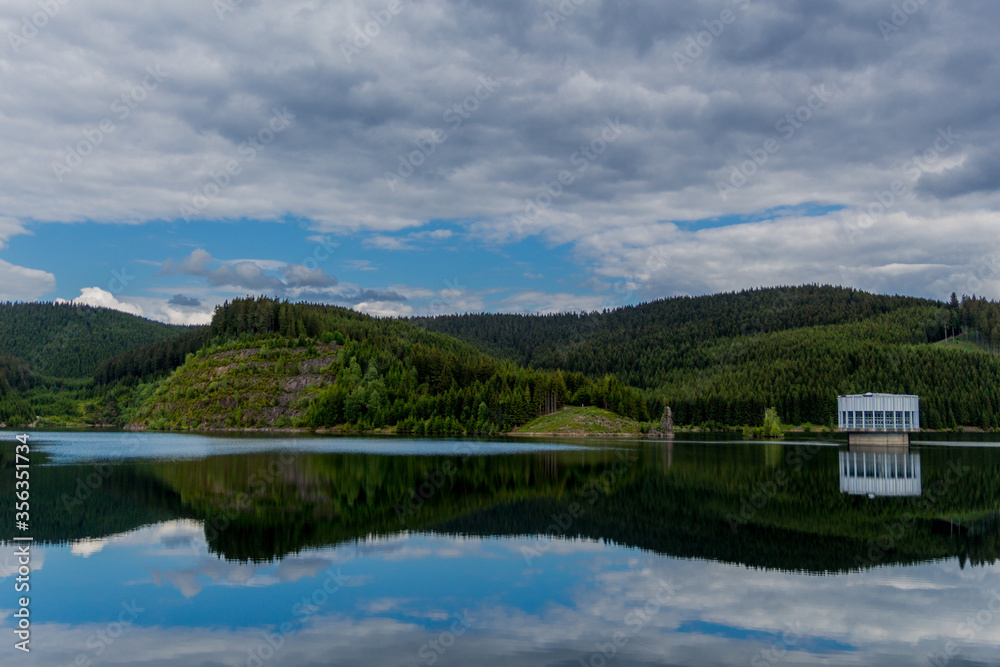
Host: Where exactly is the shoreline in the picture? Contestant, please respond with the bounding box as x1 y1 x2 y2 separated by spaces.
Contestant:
3 422 997 440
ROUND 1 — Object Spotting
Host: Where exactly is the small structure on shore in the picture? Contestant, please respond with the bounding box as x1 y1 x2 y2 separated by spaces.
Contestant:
837 392 919 446
659 405 674 439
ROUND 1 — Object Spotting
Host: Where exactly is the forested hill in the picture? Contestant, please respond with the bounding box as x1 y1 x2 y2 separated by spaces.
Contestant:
412 286 943 378
0 302 185 378
134 297 652 432
413 285 1000 429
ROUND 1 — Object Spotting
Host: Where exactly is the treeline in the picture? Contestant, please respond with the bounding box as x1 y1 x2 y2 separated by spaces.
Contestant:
94 327 210 385
0 302 183 378
954 293 1000 350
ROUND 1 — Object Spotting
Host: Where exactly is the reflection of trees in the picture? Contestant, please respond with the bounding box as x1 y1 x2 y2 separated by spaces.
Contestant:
3 442 998 572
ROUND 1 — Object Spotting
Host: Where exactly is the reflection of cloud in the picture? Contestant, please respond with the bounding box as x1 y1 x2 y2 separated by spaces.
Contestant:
70 538 110 558
9 527 1000 666
158 569 204 598
0 545 44 577
361 598 415 615
274 558 332 583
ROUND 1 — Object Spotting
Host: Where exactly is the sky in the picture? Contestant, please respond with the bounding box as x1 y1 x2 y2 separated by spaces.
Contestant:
1 0 999 324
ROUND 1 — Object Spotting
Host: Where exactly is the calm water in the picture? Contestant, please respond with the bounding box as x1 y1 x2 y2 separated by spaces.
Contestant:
2 430 999 666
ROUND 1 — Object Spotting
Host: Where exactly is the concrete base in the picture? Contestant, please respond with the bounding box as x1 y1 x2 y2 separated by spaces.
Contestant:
848 432 910 447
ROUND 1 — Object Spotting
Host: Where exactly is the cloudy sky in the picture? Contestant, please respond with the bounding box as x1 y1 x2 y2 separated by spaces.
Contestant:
1 0 998 323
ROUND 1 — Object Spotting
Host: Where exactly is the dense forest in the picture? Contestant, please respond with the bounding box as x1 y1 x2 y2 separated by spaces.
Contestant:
0 351 34 424
413 285 945 379
0 302 184 377
415 286 1000 429
93 326 210 386
138 297 653 432
0 302 188 425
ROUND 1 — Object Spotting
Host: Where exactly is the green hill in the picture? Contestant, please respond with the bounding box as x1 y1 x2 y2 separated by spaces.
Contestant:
414 285 1000 429
0 302 185 378
133 297 651 432
0 302 191 425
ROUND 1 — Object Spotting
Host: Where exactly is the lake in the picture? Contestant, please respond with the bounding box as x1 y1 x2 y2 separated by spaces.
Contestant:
2 430 999 666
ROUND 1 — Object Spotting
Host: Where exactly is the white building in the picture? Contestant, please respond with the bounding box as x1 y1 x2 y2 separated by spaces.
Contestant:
839 450 922 497
837 393 920 432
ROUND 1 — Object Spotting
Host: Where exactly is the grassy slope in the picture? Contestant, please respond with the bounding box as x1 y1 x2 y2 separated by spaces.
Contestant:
513 406 649 436
134 339 341 430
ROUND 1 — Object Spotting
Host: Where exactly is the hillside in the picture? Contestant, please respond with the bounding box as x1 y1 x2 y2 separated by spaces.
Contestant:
0 302 185 378
0 303 190 425
0 351 34 425
412 285 943 381
414 286 1000 429
133 297 652 433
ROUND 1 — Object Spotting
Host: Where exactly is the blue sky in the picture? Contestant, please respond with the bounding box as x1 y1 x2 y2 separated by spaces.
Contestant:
4 204 852 324
1 1 999 323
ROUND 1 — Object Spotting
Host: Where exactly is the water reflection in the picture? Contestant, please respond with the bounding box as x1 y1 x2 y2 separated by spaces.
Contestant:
839 448 922 497
3 434 999 572
3 523 999 667
1 432 1000 665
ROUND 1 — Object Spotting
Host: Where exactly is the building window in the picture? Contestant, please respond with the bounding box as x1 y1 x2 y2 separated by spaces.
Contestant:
875 411 884 428
904 412 912 429
865 411 874 428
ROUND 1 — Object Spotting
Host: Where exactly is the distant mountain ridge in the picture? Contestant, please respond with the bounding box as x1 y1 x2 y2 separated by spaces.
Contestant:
0 302 185 378
414 285 1000 429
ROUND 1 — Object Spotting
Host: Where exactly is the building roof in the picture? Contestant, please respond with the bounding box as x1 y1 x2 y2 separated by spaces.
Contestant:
837 392 919 399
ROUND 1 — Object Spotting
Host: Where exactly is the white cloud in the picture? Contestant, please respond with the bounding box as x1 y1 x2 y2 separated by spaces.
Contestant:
0 259 56 301
0 216 31 249
364 235 415 251
578 210 1000 304
55 287 214 325
353 301 415 318
57 286 144 316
